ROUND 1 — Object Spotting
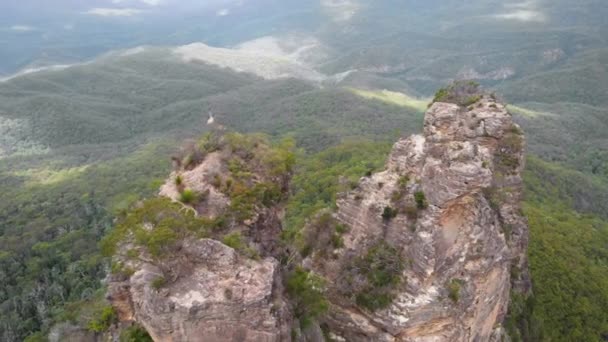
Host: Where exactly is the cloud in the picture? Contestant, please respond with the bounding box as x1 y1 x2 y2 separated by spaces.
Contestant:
10 25 35 32
217 8 230 16
492 1 546 22
320 0 360 22
112 0 163 6
139 0 163 5
85 8 142 17
494 10 546 22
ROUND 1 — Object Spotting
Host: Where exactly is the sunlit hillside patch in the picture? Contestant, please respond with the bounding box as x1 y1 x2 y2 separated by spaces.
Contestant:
347 88 429 112
12 165 91 187
0 116 49 158
507 104 553 118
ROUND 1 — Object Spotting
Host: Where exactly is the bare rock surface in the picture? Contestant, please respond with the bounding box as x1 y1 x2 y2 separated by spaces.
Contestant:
109 239 291 342
310 95 529 342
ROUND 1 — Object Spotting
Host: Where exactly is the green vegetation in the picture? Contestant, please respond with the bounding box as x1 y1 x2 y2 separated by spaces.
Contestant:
504 292 538 342
120 325 153 342
431 81 484 107
382 206 399 221
87 306 117 333
216 134 295 221
521 201 608 341
151 276 166 290
352 242 404 311
495 128 524 174
2 14 608 339
300 212 349 257
414 191 428 209
347 88 430 112
447 279 464 303
179 189 198 204
286 267 329 328
510 156 608 341
222 232 245 251
0 141 172 341
284 141 392 242
101 198 215 258
279 129 608 339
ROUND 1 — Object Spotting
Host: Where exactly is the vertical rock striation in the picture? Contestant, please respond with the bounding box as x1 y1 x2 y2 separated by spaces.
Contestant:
308 94 529 341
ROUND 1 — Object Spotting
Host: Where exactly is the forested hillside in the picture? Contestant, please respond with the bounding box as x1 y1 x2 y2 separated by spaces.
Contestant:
0 0 607 340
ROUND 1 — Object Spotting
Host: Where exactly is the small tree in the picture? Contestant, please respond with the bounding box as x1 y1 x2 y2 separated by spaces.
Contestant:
151 276 166 290
87 306 117 332
448 279 464 303
286 267 328 328
179 189 197 204
414 191 428 209
382 206 398 221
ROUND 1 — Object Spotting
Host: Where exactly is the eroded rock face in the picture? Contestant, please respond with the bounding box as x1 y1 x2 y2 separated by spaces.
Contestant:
109 239 291 342
107 134 294 342
310 96 529 341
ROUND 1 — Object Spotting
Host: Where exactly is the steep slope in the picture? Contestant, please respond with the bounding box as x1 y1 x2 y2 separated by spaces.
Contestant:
304 87 529 341
104 133 296 341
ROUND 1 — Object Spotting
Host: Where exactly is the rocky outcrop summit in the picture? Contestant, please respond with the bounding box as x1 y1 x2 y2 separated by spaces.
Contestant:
107 84 529 342
306 89 529 341
106 133 295 342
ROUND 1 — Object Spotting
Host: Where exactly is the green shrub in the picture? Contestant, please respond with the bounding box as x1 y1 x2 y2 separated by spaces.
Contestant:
482 186 501 211
414 191 428 209
356 292 394 311
151 276 166 290
211 174 222 188
222 232 245 251
431 81 486 107
495 132 523 174
23 332 46 342
87 306 117 332
463 95 482 107
432 87 450 104
351 241 404 311
391 189 405 202
120 324 153 342
331 234 344 249
398 175 410 187
286 267 328 327
335 224 349 234
382 206 398 220
448 279 464 303
179 189 198 204
100 198 213 258
299 212 350 255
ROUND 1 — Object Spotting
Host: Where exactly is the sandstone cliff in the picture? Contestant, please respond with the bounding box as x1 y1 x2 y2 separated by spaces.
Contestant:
107 84 529 342
305 90 529 341
106 133 295 342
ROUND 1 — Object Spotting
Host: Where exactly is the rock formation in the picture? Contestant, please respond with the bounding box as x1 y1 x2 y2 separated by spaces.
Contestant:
107 133 295 342
306 91 529 341
107 84 529 342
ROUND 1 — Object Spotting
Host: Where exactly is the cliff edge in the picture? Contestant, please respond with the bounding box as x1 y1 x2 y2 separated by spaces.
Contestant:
303 84 529 341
